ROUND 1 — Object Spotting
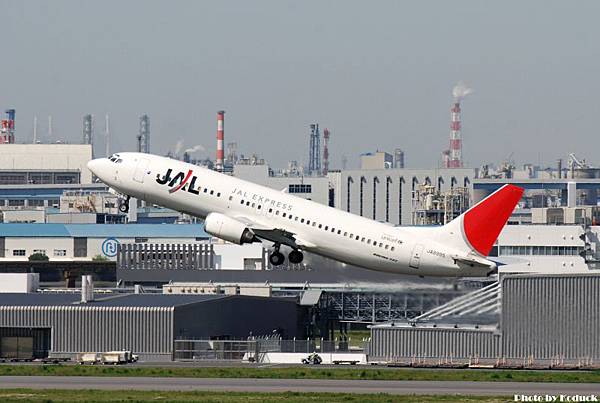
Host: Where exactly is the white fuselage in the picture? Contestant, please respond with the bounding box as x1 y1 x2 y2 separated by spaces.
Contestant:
89 153 490 277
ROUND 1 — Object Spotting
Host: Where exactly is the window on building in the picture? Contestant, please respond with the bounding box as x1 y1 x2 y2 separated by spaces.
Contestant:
288 184 312 194
54 249 67 257
12 249 26 256
29 199 45 207
135 237 149 243
8 200 25 207
33 249 46 255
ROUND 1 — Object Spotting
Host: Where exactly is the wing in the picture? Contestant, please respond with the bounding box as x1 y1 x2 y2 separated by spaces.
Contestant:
233 215 314 249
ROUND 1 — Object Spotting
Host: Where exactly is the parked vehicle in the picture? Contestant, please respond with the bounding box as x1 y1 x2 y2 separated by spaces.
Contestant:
302 352 322 365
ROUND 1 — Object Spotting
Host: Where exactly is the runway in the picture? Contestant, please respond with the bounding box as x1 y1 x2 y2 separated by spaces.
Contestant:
0 376 598 395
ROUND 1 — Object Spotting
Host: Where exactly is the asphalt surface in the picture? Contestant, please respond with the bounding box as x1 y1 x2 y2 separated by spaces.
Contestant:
1 376 599 395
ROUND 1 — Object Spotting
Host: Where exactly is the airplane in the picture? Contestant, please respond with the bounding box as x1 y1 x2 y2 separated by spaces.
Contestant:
87 152 523 277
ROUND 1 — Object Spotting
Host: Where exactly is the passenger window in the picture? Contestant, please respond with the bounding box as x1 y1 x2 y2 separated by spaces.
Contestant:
229 196 233 201
275 211 279 215
361 237 365 242
246 201 250 206
301 218 305 223
307 220 311 225
258 205 262 210
331 228 335 233
217 192 221 197
385 245 389 250
240 200 244 204
344 232 347 236
379 242 383 247
210 190 214 195
350 233 354 238
269 208 273 213
252 203 256 207
324 226 328 230
391 246 395 251
282 212 287 217
355 235 359 240
312 222 316 227
318 224 322 229
204 189 208 193
337 230 341 235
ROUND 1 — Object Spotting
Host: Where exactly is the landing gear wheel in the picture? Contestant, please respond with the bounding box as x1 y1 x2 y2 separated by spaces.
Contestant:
119 196 131 213
288 250 304 264
269 251 285 266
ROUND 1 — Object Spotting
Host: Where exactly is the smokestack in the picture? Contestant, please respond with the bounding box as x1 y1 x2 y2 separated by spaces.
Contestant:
138 115 150 153
33 115 38 143
308 123 321 175
557 159 563 179
447 82 472 169
216 111 225 171
448 102 462 168
1 109 15 144
83 114 93 145
322 128 330 175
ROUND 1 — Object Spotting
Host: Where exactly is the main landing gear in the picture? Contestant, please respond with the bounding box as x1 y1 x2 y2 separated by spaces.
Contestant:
268 244 304 266
118 196 131 213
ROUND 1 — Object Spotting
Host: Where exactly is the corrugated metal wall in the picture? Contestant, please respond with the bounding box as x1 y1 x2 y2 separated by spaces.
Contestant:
0 306 173 359
502 275 600 360
369 327 500 361
118 243 214 270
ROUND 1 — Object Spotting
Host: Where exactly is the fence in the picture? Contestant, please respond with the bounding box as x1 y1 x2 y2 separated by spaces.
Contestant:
173 338 368 361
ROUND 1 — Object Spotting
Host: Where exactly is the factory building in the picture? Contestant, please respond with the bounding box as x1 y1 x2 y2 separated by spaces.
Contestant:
0 144 93 185
329 168 475 225
368 273 600 364
0 292 302 361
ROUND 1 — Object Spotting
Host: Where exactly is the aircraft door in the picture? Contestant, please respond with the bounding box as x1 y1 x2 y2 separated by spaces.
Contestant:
133 158 150 183
409 244 424 269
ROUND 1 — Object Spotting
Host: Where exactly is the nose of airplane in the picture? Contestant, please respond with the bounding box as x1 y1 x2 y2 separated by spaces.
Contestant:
87 158 109 181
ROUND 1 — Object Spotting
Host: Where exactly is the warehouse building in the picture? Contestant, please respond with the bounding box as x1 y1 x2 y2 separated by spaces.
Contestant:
0 293 302 361
368 273 600 364
0 144 93 185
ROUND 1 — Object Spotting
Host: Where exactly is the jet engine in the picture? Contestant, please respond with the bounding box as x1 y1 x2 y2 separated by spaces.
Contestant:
204 213 256 245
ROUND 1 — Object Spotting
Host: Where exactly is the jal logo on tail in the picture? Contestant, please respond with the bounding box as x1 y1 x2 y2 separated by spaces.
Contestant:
156 168 200 194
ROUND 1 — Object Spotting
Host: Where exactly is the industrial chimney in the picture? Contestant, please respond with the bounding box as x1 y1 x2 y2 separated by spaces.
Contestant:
446 82 472 168
216 111 225 172
322 128 330 175
0 109 15 144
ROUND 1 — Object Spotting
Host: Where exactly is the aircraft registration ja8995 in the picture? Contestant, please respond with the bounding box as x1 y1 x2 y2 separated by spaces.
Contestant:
88 152 523 277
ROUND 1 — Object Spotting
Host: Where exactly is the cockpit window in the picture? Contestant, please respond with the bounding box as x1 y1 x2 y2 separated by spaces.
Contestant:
109 154 122 163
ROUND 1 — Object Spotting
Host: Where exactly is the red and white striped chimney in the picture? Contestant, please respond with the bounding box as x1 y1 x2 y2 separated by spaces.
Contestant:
448 102 462 168
216 110 225 171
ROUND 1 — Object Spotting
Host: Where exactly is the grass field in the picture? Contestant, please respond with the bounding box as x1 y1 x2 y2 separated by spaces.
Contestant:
0 364 599 383
0 389 510 402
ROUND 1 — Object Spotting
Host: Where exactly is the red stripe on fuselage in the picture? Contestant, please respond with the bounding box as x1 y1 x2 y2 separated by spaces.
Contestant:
169 169 193 194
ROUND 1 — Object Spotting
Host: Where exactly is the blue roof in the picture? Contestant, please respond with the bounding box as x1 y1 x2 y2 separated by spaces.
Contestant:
0 223 209 238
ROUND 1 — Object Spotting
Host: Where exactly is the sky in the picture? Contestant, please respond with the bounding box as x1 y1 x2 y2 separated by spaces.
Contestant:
1 0 599 170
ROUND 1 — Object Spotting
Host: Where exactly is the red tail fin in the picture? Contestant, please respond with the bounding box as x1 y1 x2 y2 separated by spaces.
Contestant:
463 184 524 256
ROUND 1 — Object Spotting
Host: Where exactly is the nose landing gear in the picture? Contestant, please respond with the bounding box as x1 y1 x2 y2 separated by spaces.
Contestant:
118 196 131 213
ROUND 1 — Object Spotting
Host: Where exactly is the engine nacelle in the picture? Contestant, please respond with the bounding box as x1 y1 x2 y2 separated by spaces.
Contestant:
204 213 256 245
